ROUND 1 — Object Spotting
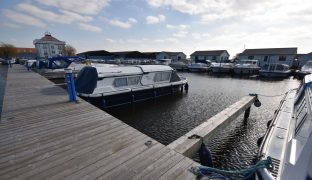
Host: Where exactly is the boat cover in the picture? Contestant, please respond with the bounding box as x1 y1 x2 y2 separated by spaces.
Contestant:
75 66 98 94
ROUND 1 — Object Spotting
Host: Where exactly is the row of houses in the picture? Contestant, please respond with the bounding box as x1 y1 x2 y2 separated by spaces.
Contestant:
76 50 187 62
78 48 312 67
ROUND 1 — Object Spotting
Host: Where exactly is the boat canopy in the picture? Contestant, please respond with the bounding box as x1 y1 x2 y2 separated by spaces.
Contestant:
38 56 85 69
96 65 173 78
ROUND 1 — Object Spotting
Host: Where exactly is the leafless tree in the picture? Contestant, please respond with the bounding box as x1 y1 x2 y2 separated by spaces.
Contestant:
0 42 17 59
65 44 77 56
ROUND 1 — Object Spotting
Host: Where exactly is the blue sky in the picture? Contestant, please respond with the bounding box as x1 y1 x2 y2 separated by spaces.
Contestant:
0 0 312 57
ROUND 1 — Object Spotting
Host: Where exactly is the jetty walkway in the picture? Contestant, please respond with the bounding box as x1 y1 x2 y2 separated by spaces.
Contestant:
0 65 197 179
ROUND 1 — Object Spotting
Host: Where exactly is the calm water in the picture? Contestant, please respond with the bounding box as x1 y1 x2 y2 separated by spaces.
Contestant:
0 65 8 117
106 73 300 170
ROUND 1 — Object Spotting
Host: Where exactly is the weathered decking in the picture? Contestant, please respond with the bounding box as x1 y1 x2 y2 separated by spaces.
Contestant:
0 65 197 179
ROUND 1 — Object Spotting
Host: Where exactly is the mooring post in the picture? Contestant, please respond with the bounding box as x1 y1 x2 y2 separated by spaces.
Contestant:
244 106 251 120
65 68 77 102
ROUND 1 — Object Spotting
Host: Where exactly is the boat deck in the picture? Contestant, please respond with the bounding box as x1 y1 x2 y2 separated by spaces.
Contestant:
0 65 197 179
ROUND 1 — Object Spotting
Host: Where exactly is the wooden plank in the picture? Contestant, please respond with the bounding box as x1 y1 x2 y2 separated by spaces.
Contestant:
1 125 141 179
0 119 123 166
168 95 256 157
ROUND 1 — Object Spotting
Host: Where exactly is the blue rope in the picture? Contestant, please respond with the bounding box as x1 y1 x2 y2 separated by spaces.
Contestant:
190 156 273 180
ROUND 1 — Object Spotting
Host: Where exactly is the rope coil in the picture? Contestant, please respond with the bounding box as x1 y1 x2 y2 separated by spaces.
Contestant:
189 156 273 180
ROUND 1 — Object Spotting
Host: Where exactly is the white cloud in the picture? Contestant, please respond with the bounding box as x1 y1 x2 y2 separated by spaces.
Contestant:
3 10 46 28
154 37 178 43
146 14 166 24
36 0 110 15
17 3 93 24
78 23 102 32
128 18 137 23
173 30 188 38
106 38 116 43
110 18 137 29
166 24 189 30
192 33 201 39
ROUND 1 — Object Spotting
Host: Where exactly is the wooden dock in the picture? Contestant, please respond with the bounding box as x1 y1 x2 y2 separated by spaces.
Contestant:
168 95 256 157
0 65 197 179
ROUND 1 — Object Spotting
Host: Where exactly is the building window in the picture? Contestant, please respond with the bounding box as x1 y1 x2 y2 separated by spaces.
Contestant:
58 46 63 50
51 46 54 49
248 56 254 59
279 56 286 61
43 44 47 49
264 56 269 62
52 51 55 54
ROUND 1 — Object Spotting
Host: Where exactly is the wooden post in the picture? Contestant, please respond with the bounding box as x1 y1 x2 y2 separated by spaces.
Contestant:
244 107 251 120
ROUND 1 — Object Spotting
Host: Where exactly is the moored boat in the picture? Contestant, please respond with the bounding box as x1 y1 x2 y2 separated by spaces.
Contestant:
297 60 312 79
259 64 291 78
169 61 188 71
188 63 210 72
75 65 188 108
233 60 260 75
210 61 234 73
257 74 312 180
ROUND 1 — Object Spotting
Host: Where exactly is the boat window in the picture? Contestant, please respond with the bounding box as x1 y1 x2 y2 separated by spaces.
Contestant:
170 71 181 82
295 95 308 135
52 60 70 69
128 76 141 86
154 71 171 82
114 78 128 87
276 64 284 71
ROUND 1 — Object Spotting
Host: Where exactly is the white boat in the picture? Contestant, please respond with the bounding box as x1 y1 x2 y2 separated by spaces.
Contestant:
297 60 312 79
75 65 188 108
188 63 210 72
233 60 260 75
210 62 234 73
156 59 172 65
257 74 312 180
169 61 188 71
259 64 291 78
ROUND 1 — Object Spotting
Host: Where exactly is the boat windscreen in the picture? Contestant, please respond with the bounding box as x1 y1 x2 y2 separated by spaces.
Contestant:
170 71 181 82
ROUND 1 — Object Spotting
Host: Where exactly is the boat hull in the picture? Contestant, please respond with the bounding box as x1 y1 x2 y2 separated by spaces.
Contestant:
259 71 291 78
188 67 209 72
79 84 183 108
233 67 260 75
211 67 233 73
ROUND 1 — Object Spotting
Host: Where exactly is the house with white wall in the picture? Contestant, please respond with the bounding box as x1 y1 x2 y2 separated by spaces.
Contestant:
33 32 66 58
239 47 297 67
156 51 186 61
190 50 230 63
